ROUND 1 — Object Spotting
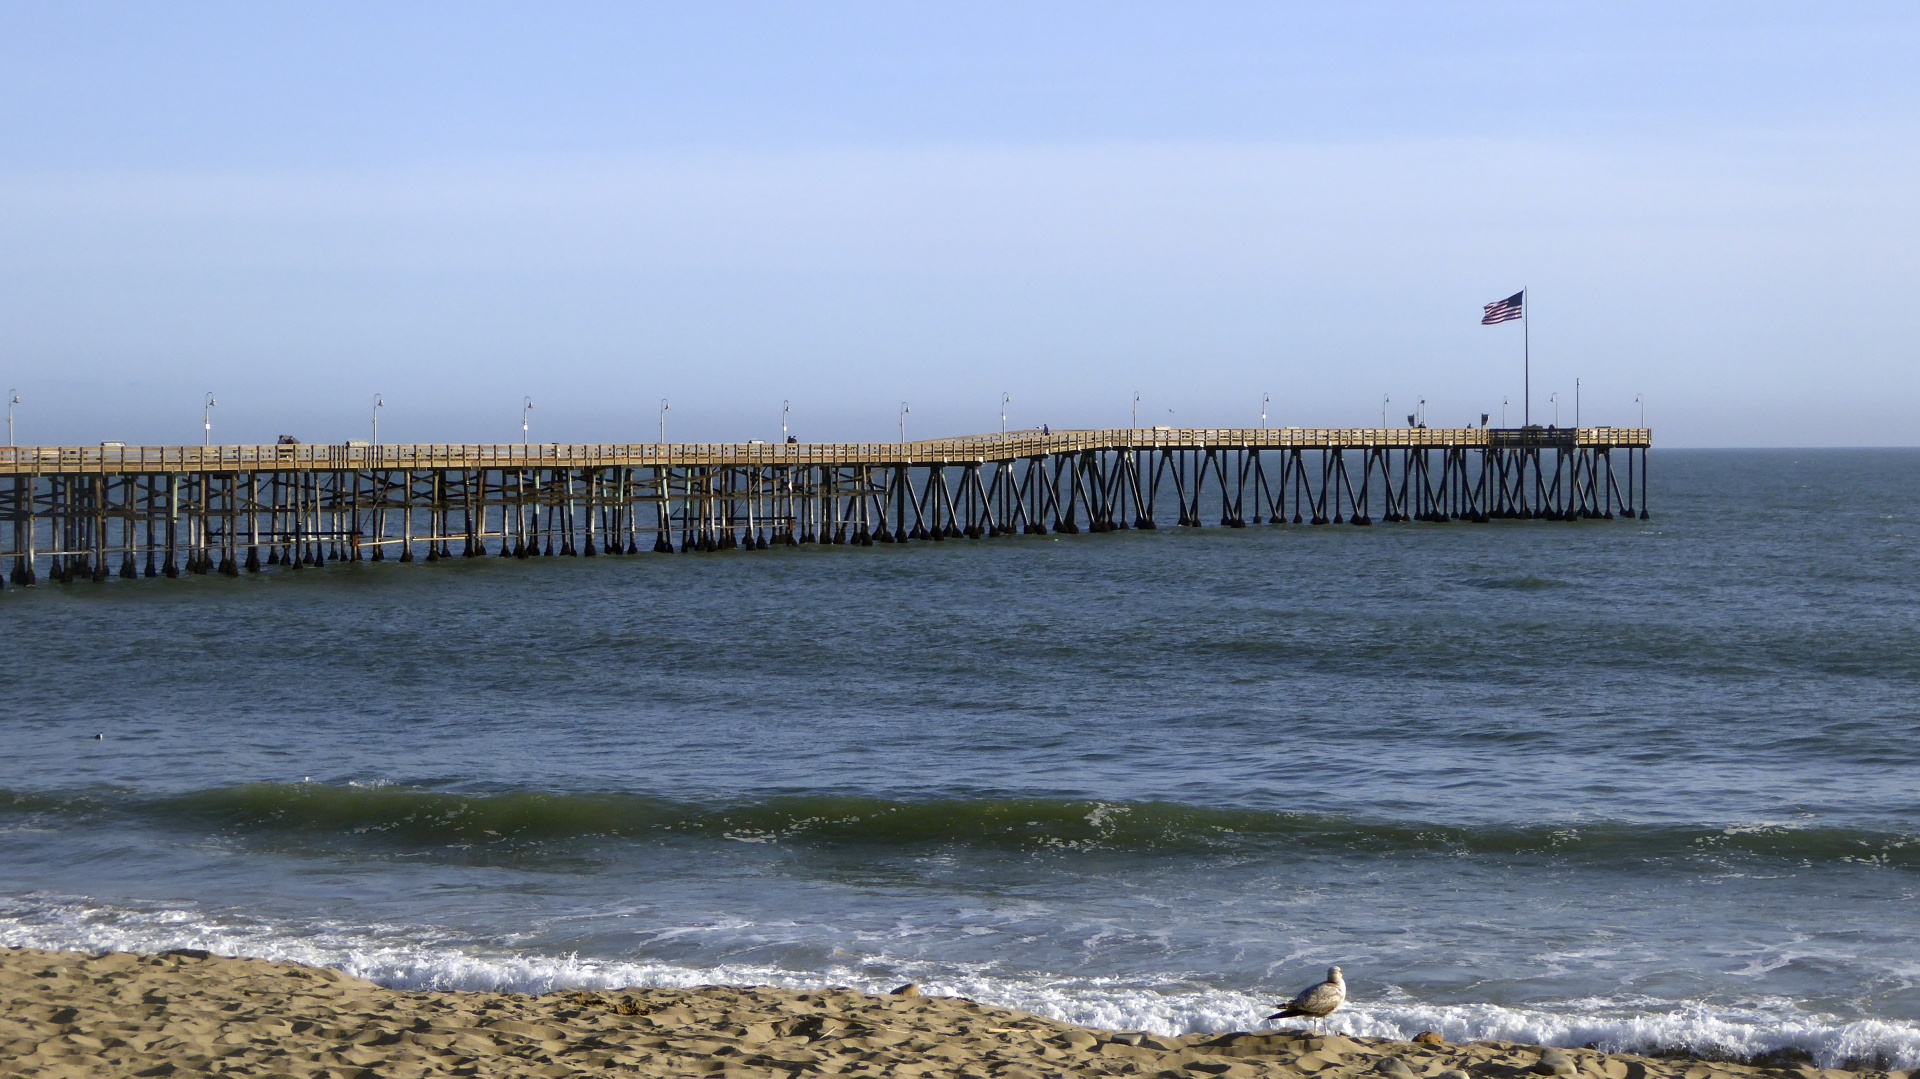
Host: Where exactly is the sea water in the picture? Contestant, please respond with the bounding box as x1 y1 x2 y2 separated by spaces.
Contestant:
3 449 1917 1068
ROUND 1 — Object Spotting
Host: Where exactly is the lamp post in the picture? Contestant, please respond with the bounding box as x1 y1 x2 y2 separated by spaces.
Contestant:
1001 392 1010 437
1549 392 1559 427
1575 377 1581 430
1418 397 1426 427
898 402 909 445
1132 391 1140 431
1261 393 1269 427
1502 396 1509 427
371 394 383 446
658 399 669 444
1636 393 1645 428
1381 393 1389 429
5 390 16 447
521 397 534 445
202 392 217 447
782 399 790 442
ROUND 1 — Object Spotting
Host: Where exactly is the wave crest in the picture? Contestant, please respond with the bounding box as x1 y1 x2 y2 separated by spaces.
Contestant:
2 784 1917 866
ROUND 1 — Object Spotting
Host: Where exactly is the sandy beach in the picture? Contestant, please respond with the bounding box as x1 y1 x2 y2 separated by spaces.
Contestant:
0 946 1899 1079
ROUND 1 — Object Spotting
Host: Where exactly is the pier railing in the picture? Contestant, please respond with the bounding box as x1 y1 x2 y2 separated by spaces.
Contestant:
0 426 1650 475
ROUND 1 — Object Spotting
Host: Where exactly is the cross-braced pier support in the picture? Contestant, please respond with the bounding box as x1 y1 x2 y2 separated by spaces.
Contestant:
0 427 1649 587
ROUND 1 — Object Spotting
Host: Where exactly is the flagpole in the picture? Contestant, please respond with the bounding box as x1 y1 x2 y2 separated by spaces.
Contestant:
1523 286 1529 427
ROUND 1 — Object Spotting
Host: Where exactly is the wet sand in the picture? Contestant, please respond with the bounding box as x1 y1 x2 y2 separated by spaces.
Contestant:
0 946 1903 1079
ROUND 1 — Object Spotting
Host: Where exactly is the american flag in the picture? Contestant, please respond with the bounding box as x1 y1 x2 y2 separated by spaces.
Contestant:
1481 290 1524 325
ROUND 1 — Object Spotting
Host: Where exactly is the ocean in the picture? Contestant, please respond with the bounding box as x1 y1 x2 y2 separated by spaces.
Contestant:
3 448 1917 1068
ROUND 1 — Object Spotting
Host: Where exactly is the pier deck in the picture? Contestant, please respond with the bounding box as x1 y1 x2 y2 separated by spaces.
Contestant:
1 426 1650 585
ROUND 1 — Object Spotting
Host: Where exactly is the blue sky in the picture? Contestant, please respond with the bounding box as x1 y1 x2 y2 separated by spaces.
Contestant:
2 3 1915 446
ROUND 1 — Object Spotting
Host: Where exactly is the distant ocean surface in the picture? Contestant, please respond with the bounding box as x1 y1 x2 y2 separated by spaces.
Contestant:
4 449 1918 1068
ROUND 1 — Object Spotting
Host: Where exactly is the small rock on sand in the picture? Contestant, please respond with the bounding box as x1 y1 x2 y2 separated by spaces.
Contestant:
1375 1056 1418 1079
1535 1048 1578 1076
1055 1030 1100 1051
1110 1032 1176 1049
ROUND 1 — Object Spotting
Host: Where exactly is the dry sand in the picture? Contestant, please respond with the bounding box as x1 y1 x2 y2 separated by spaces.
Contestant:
0 946 1903 1079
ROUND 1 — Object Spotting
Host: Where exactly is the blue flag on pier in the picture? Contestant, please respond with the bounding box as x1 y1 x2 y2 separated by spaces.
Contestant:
1481 291 1524 325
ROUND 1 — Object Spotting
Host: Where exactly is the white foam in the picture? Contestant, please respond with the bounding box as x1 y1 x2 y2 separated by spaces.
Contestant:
5 897 1917 1070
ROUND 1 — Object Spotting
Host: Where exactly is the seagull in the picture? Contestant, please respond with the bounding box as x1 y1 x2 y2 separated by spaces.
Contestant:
1268 966 1345 1031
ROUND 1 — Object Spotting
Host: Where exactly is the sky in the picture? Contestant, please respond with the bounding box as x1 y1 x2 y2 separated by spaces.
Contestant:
1 2 1915 447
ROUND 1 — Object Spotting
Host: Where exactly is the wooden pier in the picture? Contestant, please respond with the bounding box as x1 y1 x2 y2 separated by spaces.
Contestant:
0 426 1650 585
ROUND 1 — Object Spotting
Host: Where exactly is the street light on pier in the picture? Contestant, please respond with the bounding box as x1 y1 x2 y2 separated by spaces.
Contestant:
203 392 217 447
1001 392 1010 437
782 400 790 442
1381 393 1389 429
371 394 383 446
521 397 534 445
1132 391 1140 432
1502 397 1509 427
1549 392 1560 427
1261 393 1270 428
899 401 910 445
6 390 17 447
658 399 669 444
1635 393 1645 428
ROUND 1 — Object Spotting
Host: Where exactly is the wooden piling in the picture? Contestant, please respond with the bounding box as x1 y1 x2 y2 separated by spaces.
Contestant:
0 427 1650 586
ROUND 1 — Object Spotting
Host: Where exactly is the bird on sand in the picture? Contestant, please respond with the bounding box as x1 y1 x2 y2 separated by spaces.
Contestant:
1268 966 1346 1030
